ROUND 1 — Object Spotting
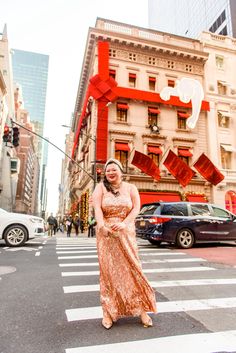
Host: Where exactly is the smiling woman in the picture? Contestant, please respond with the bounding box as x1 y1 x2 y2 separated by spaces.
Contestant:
92 158 157 329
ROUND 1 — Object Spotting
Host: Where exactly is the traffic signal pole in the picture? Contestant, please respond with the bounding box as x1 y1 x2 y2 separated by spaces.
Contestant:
9 119 95 182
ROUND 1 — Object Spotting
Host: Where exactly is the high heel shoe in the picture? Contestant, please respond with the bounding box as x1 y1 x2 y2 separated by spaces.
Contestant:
140 313 153 328
102 317 113 330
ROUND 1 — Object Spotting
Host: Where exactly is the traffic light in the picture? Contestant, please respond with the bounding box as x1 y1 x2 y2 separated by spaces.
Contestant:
96 168 102 182
12 127 20 147
2 125 11 143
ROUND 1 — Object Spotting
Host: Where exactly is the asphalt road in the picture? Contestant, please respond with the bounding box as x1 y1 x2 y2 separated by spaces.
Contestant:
1 234 236 353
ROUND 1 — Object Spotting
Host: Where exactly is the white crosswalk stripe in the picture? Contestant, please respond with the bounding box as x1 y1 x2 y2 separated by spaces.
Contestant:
55 238 236 353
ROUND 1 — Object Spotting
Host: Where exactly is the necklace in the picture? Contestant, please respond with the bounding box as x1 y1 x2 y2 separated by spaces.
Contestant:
112 181 122 190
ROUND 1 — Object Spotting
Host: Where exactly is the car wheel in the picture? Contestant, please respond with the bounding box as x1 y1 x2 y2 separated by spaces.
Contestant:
148 239 162 246
4 224 28 247
176 228 194 249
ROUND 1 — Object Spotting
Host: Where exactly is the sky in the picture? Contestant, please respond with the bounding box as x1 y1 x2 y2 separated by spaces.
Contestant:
0 0 148 214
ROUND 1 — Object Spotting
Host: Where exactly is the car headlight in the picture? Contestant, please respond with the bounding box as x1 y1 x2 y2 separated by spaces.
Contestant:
29 217 43 223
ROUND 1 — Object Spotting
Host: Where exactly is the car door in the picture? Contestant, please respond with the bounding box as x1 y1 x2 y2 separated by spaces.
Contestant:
210 205 236 240
189 203 218 241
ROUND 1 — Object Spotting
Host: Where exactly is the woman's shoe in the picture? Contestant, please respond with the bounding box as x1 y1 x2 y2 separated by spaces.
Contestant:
102 317 113 330
140 313 153 328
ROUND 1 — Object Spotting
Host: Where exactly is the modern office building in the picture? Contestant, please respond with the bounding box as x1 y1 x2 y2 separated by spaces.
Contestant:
12 49 49 215
148 0 236 38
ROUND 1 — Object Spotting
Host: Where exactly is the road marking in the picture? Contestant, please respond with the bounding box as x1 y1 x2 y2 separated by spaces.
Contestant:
65 330 236 353
57 250 97 254
59 258 206 267
56 247 97 250
35 251 40 256
3 247 9 249
38 246 43 249
58 255 98 259
63 278 236 294
65 297 236 321
61 266 214 277
43 241 47 245
5 247 38 252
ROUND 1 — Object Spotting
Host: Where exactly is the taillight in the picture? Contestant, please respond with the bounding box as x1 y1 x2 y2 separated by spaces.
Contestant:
149 217 171 224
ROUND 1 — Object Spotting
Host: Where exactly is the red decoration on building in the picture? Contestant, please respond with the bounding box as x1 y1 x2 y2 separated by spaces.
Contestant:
163 150 195 187
131 150 160 181
193 153 225 186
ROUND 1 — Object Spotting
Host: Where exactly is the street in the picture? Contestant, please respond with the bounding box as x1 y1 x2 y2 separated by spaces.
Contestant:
1 235 236 353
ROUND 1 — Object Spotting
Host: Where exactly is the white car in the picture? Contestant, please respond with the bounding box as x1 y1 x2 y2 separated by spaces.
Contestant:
0 208 45 247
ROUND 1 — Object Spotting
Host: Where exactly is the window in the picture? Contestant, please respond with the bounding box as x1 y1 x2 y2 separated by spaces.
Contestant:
129 73 136 87
221 147 231 169
148 107 160 126
178 148 192 165
147 145 162 166
168 79 175 87
219 26 228 35
218 112 230 128
109 69 116 80
161 204 188 216
167 61 174 69
115 143 129 172
209 10 226 33
139 204 161 215
217 81 227 95
129 53 136 61
177 111 190 130
185 64 192 72
216 55 224 69
149 57 156 65
148 76 156 91
190 204 211 216
116 103 128 122
212 206 231 219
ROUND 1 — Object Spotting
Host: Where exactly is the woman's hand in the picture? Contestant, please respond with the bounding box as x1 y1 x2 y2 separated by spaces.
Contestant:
98 225 111 237
111 222 126 232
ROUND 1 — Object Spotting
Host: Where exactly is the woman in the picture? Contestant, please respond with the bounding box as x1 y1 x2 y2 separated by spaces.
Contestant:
92 158 157 329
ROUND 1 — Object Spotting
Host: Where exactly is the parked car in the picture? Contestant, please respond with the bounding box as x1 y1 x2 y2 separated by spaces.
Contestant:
135 202 236 249
0 208 45 247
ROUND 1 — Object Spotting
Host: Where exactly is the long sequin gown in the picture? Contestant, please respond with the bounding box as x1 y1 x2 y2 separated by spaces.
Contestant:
96 186 157 322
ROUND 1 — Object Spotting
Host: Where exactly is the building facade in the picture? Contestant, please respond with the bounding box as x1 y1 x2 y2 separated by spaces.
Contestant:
148 0 236 38
12 48 49 215
65 18 232 225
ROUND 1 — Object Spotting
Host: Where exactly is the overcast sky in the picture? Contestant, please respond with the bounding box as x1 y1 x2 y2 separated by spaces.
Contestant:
0 0 148 214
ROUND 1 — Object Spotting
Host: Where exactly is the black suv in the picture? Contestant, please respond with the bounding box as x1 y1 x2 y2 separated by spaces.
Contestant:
135 202 236 248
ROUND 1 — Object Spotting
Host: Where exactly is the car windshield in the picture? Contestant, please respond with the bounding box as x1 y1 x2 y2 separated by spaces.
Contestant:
139 204 161 215
0 208 8 213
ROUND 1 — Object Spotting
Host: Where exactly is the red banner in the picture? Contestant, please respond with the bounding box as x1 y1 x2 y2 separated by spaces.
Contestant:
193 153 224 185
131 150 160 181
163 150 195 187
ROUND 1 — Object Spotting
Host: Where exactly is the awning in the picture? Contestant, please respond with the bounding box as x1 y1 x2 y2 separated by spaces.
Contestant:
178 149 193 157
129 73 136 79
109 69 116 75
149 77 156 82
115 142 130 151
218 80 230 86
148 107 160 114
178 112 190 118
186 195 207 203
218 111 232 118
221 144 236 152
148 146 162 154
117 103 129 110
139 192 181 206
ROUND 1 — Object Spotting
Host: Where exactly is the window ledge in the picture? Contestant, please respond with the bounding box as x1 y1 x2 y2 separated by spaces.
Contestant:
113 121 131 126
175 128 191 132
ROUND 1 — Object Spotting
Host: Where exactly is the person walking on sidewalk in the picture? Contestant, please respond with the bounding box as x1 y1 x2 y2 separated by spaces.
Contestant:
47 213 55 237
73 214 81 237
66 215 73 237
88 214 96 237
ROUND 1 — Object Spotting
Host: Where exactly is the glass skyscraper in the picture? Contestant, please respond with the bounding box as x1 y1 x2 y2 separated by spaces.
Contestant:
148 0 236 38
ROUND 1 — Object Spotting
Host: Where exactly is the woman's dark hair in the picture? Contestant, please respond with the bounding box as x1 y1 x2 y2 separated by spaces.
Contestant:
103 161 122 196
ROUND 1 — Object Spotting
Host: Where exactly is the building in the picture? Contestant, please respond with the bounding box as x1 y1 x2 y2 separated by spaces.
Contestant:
14 86 40 214
65 17 227 225
0 25 19 211
12 48 49 214
148 0 236 38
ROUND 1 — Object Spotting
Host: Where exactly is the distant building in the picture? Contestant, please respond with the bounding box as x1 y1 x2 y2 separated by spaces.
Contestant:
12 48 49 215
148 0 236 38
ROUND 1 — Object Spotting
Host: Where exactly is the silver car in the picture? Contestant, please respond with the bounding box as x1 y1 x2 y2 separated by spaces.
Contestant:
0 208 45 247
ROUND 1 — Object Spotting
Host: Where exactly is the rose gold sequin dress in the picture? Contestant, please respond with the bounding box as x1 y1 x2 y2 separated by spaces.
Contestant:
96 188 157 322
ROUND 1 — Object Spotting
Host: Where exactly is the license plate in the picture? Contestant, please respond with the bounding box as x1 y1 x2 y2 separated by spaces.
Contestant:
140 221 145 227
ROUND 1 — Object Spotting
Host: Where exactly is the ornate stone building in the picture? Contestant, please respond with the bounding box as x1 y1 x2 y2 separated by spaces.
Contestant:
65 18 236 221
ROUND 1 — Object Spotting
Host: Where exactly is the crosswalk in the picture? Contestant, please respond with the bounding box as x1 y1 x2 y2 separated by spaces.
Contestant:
55 237 236 352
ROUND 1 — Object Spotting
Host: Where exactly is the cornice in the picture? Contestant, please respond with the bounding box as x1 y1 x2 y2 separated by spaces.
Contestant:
172 137 196 142
109 129 136 136
142 134 167 139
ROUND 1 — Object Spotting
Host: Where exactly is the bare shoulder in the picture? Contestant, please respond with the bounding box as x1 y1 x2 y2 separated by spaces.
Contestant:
123 181 138 193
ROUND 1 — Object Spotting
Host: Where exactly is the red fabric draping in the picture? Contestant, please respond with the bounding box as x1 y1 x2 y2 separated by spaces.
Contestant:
131 150 160 181
186 195 207 202
163 150 195 187
193 153 224 186
139 192 181 205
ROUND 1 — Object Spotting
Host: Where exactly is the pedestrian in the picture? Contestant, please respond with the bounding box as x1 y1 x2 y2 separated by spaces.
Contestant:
47 213 55 237
53 218 58 235
92 158 157 329
88 214 96 237
59 219 65 233
65 215 73 237
73 213 81 236
80 219 85 234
